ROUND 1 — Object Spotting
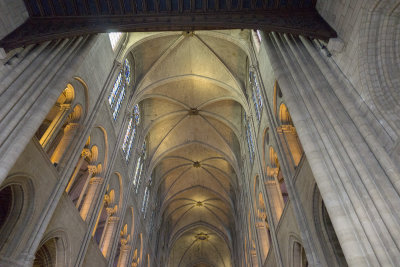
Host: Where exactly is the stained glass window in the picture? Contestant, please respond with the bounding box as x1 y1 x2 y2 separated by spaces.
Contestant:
142 186 149 214
124 59 131 85
132 140 146 192
249 70 263 122
113 84 125 120
245 117 255 164
135 163 144 193
109 73 122 107
133 157 142 186
108 32 122 50
134 104 140 125
122 104 140 161
109 59 132 120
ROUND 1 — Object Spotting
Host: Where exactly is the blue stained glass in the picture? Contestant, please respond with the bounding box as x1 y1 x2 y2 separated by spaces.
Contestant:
142 186 150 214
252 90 261 122
113 84 126 120
253 72 263 111
109 72 122 106
133 157 142 186
134 104 140 125
125 128 136 161
249 70 263 122
136 163 144 193
124 59 131 85
246 118 255 164
109 58 132 121
122 117 134 153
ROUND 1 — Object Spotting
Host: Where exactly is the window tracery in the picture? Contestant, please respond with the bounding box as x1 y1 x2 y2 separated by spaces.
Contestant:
249 69 263 122
122 104 140 161
109 59 132 120
142 186 150 216
245 116 255 164
133 141 147 192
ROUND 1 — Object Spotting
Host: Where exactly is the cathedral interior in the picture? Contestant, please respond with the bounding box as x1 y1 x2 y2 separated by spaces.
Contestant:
0 0 399 266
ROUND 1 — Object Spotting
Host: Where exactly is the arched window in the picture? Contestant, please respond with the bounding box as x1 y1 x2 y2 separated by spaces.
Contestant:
33 236 68 267
122 105 140 161
141 186 150 216
245 116 255 164
249 69 263 122
292 241 308 267
133 141 146 192
108 32 123 50
109 59 132 120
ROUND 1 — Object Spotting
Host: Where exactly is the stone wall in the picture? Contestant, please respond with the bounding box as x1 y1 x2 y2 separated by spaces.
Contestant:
0 0 28 40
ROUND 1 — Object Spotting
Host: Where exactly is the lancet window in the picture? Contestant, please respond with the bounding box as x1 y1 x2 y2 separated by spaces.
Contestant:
122 104 140 161
133 141 147 192
108 32 122 50
141 186 150 216
245 117 255 164
109 59 132 120
249 69 263 122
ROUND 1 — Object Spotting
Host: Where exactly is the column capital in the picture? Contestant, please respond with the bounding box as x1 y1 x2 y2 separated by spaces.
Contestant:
81 148 91 158
277 124 297 134
64 122 80 133
266 166 279 177
89 177 103 185
87 165 98 174
107 215 119 223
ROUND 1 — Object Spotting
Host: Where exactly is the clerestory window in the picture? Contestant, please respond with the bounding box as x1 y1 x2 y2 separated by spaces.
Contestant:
109 59 132 120
122 104 140 161
108 32 123 50
133 141 147 192
245 116 255 164
249 69 263 122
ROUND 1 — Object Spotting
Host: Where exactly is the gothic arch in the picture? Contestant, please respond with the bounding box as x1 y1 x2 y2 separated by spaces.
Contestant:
0 174 34 256
92 172 121 258
312 185 347 267
72 77 90 123
288 234 308 267
33 230 69 267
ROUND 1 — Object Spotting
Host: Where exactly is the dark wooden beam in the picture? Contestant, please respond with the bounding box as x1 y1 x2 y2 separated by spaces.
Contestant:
0 9 337 52
23 0 34 16
119 0 126 14
37 0 45 16
72 0 79 15
58 0 67 15
131 0 138 13
48 0 56 16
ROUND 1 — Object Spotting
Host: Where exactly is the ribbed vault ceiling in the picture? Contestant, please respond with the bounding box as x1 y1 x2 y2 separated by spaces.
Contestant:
131 30 248 266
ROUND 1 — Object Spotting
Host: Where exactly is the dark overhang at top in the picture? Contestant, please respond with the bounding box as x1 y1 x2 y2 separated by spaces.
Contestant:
0 0 336 52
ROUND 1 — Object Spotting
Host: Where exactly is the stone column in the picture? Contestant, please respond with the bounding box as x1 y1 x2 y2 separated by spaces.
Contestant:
256 219 270 262
0 36 90 185
266 167 284 223
264 32 400 266
277 124 302 168
117 239 131 266
66 148 91 193
39 103 70 149
50 122 80 165
80 177 104 221
100 205 119 259
251 249 259 267
75 165 97 209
